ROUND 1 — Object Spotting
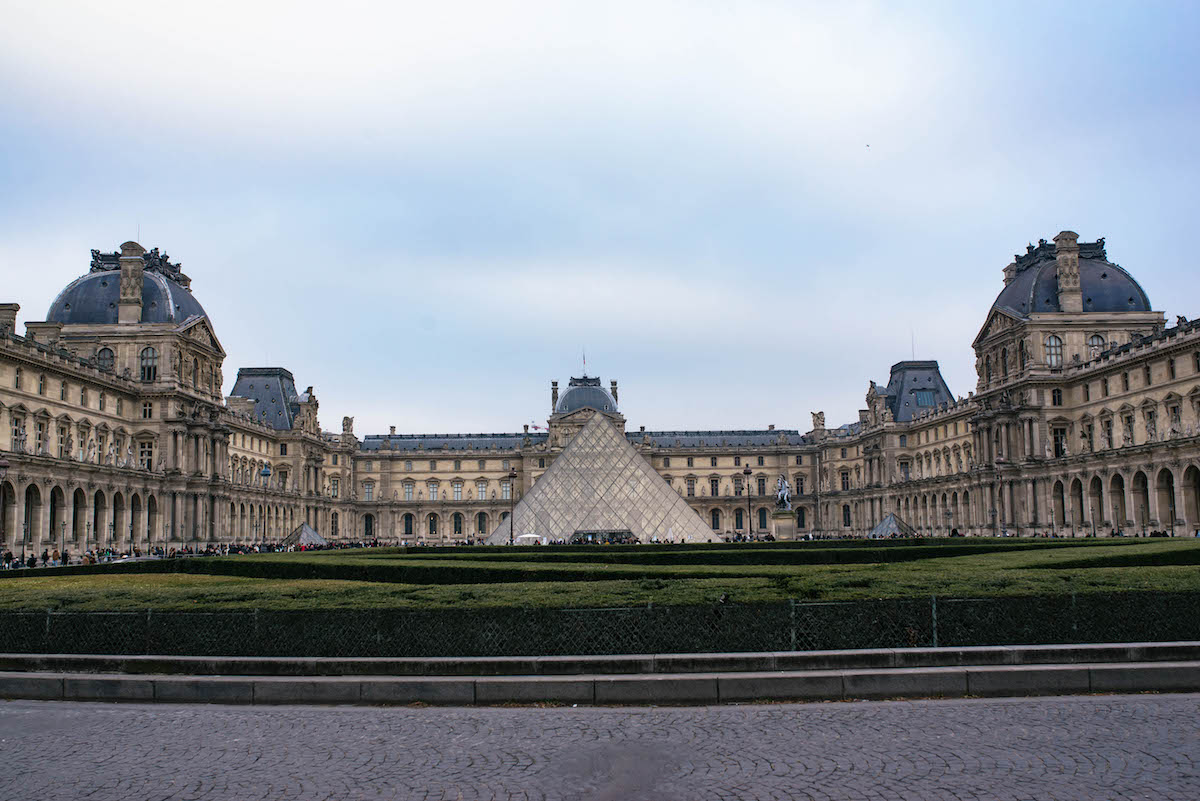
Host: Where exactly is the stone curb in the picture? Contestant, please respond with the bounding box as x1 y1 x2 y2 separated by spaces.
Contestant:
3 641 1198 677
1 661 1197 706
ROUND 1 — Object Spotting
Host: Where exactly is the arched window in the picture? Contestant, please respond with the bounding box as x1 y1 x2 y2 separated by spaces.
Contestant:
1000 348 1009 378
710 509 720 530
842 504 851 527
96 348 114 371
985 355 992 382
453 513 463 536
403 513 414 536
476 512 488 535
1087 334 1106 359
139 347 158 381
1045 335 1063 368
331 512 339 536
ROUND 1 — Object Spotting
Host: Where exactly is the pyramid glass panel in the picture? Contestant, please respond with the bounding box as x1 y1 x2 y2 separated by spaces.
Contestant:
487 414 717 544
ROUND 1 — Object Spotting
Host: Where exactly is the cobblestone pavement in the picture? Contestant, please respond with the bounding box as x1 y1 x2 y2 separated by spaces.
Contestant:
1 694 1198 800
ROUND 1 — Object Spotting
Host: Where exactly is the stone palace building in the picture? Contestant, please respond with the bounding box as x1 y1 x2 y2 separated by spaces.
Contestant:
1 232 1199 552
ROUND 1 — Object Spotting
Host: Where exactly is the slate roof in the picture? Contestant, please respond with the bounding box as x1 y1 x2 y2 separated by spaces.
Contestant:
629 430 807 448
992 239 1151 317
228 368 302 430
360 433 547 452
555 376 618 415
48 268 208 326
878 361 954 423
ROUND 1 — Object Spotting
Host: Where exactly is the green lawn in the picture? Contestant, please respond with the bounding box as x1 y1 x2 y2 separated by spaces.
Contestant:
1 538 1197 611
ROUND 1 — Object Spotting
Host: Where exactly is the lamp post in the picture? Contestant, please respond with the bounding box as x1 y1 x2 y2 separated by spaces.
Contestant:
108 522 114 558
260 465 272 543
743 465 753 540
0 456 7 552
507 469 517 545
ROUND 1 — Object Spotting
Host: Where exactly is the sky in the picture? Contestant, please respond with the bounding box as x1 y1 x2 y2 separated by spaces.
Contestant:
1 1 1198 436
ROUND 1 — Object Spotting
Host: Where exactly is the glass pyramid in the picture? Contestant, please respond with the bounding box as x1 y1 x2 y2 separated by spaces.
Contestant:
486 414 717 544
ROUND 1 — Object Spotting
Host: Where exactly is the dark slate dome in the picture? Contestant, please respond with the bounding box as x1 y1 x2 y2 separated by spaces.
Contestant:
555 376 618 414
992 238 1151 317
46 247 208 325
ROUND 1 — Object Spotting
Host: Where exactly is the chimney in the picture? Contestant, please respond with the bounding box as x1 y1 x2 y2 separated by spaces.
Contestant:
768 424 775 431
610 380 618 405
118 241 146 324
0 303 18 334
1002 261 1018 286
551 381 559 412
639 425 645 433
1053 231 1082 313
389 426 396 436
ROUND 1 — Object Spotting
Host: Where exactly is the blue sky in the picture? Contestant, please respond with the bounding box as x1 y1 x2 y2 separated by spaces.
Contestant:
2 1 1197 436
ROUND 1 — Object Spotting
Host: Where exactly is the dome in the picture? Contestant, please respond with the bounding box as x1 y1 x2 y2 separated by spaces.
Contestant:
46 246 208 325
992 238 1151 317
555 376 618 414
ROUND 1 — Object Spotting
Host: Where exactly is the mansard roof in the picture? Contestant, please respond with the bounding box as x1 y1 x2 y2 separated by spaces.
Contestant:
228 367 301 430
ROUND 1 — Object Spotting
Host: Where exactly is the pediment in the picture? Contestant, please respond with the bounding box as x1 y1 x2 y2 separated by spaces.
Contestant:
176 317 226 356
972 308 1024 347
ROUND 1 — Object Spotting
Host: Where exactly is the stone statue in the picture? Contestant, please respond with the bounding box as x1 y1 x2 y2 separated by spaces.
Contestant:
1145 417 1157 442
811 411 825 430
775 475 792 511
1122 426 1133 447
86 439 96 463
156 452 165 472
342 416 354 434
65 433 74 460
105 443 115 465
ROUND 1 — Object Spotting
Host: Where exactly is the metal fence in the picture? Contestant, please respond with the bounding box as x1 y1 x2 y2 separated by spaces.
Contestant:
1 592 1197 657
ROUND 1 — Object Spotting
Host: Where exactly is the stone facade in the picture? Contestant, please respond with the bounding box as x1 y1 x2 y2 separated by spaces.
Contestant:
1 232 1198 552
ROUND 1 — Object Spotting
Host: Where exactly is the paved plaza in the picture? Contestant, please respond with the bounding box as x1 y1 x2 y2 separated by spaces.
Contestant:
0 694 1197 800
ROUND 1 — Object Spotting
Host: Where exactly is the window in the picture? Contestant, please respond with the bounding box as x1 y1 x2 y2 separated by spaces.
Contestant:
795 455 802 465
663 457 671 468
686 457 694 468
192 358 199 389
1144 364 1152 386
710 478 719 497
899 435 907 447
501 480 511 500
454 459 462 471
363 460 372 471
502 459 510 470
331 512 339 536
453 481 463 501
1019 341 1028 369
686 478 695 497
1102 419 1113 449
35 421 46 455
428 483 439 501
841 471 850 491
10 416 24 451
476 480 486 500
13 367 20 389
1083 384 1090 402
139 347 158 381
57 425 67 458
1000 348 1008 378
363 483 374 501
280 443 287 456
842 505 851 527
899 461 911 481
1052 427 1067 458
1051 389 1063 406
99 392 106 411
404 460 412 471
538 457 545 469
332 455 338 466
757 477 766 495
840 447 847 458
477 460 485 470
58 380 66 401
795 476 805 495
1102 378 1109 397
914 390 935 406
797 508 806 529
735 508 744 530
116 397 122 415
37 375 44 395
985 355 992 383
426 460 435 471
710 456 717 467
96 348 114 371
1168 358 1176 380
734 456 741 466
404 483 414 501
758 508 767 531
139 441 153 470
1045 335 1063 368
1195 352 1200 373
757 456 764 467
710 510 720 530
331 478 339 499
1087 334 1106 359
1122 372 1130 392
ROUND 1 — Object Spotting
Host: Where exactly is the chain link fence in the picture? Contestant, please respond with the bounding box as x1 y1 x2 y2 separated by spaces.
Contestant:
1 592 1197 657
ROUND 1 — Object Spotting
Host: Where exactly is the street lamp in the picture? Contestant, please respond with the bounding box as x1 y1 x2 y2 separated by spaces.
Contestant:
260 465 272 543
507 468 517 545
743 466 753 540
0 456 9 556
